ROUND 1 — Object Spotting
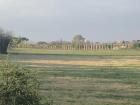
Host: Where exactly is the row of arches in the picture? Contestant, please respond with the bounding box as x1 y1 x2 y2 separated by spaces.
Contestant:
33 43 132 50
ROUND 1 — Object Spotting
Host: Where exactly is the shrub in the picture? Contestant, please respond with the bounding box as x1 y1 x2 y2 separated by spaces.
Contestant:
0 60 40 105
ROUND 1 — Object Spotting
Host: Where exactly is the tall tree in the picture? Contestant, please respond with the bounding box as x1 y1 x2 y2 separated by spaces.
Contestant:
72 35 85 49
0 28 12 54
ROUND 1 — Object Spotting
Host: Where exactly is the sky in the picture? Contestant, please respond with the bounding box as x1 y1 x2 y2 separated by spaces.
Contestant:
0 0 140 42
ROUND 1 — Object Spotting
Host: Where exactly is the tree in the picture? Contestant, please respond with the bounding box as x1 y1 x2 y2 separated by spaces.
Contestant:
0 28 12 54
20 37 29 42
72 35 85 49
37 41 47 45
10 37 29 48
132 40 140 48
0 60 41 105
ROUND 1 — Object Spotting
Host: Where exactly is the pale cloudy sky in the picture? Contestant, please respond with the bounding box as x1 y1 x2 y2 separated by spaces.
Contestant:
0 0 140 42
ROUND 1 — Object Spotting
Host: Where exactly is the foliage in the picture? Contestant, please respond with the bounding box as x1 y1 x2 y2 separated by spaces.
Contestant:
132 40 140 48
9 37 29 48
0 28 12 54
72 35 85 49
37 41 48 45
0 60 41 105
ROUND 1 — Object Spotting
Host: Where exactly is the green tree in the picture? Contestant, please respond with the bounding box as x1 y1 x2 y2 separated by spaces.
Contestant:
0 28 12 54
72 35 85 49
0 60 40 105
10 37 29 48
132 40 140 48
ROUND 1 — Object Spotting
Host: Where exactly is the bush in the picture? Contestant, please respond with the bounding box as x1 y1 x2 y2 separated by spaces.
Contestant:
0 60 41 105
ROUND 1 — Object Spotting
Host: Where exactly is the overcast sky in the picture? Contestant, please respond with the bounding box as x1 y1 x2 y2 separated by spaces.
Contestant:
0 0 140 42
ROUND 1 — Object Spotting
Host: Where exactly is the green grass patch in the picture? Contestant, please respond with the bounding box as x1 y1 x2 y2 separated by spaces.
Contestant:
9 48 140 56
1 52 140 105
32 66 140 105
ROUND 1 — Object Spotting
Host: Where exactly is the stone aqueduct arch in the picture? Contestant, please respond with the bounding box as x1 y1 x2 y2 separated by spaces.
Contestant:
40 43 131 50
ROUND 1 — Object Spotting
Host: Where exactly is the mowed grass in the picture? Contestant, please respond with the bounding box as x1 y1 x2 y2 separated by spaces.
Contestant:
9 48 140 56
3 50 140 105
31 65 140 105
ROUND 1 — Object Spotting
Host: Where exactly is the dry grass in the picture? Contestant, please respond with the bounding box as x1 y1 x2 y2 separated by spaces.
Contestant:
20 59 140 67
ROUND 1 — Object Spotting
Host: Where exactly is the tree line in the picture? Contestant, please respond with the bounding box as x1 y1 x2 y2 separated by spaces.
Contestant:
11 34 140 50
0 28 140 54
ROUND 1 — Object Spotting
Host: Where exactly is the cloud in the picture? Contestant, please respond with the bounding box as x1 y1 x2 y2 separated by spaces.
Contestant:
1 0 140 18
0 0 140 41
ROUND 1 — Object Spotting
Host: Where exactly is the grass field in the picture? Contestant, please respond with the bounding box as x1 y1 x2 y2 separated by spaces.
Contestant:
3 48 140 105
34 65 140 105
9 48 140 56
